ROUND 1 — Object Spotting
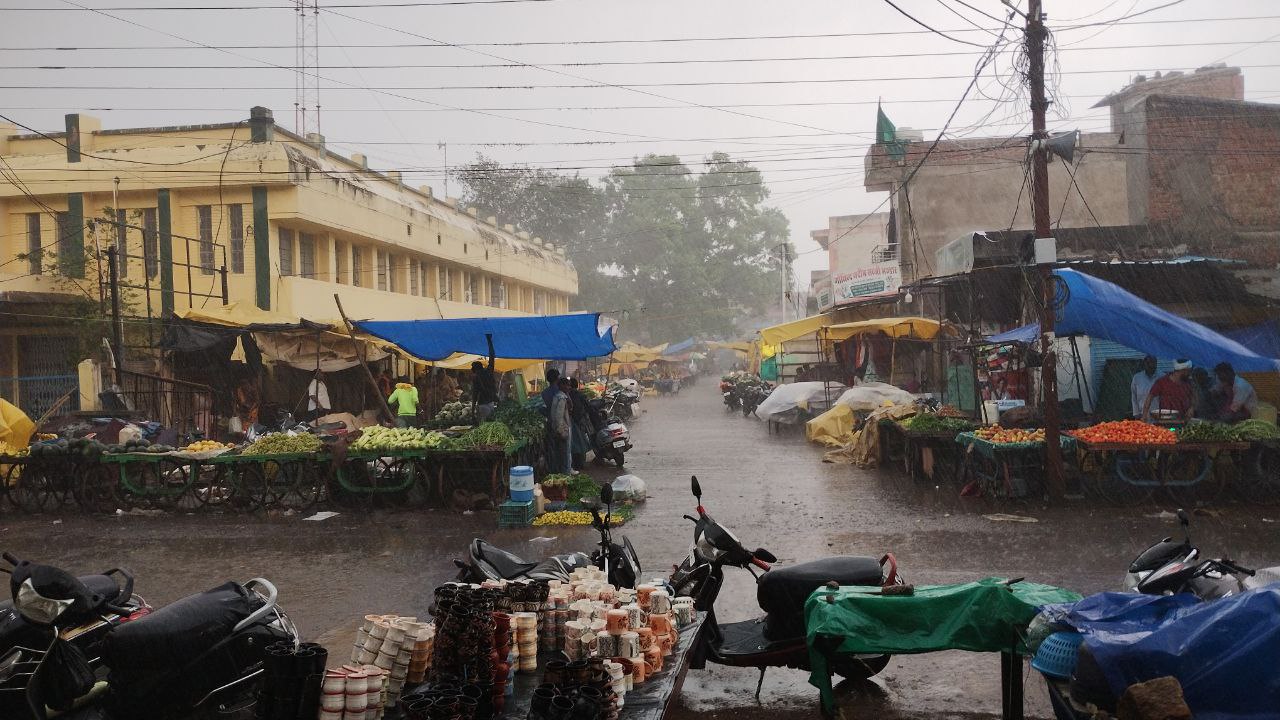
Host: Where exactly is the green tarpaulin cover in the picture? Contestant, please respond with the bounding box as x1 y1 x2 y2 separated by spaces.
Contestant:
805 577 1081 708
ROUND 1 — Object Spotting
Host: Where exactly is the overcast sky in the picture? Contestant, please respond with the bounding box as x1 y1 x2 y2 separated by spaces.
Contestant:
4 0 1278 287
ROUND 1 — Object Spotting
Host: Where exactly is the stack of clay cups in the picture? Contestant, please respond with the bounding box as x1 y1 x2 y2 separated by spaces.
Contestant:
514 612 538 673
563 620 587 661
353 614 388 665
605 660 626 707
406 624 434 684
317 664 386 720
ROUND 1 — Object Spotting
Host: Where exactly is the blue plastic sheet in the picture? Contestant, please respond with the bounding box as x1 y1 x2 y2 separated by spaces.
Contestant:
354 313 616 361
1049 587 1280 719
982 270 1280 372
1224 319 1280 359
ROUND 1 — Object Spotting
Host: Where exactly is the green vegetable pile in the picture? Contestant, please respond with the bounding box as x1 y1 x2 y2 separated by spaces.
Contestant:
1177 421 1239 443
243 432 323 456
434 401 473 424
458 422 516 450
1231 419 1280 441
900 414 975 433
564 473 604 504
350 426 446 452
492 401 546 446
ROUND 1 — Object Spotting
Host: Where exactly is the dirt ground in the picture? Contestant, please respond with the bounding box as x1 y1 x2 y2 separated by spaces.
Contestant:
3 381 1278 719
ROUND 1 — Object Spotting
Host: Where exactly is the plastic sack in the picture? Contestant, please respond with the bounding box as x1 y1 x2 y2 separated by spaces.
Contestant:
755 382 847 421
610 474 647 502
833 382 916 411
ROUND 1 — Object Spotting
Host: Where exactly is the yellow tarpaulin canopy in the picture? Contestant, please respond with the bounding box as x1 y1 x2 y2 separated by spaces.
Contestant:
425 354 545 373
823 317 954 342
611 342 667 363
0 398 36 451
707 341 752 356
178 303 333 328
760 313 837 347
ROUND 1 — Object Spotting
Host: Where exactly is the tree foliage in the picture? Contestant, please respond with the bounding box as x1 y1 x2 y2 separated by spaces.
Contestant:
455 152 791 342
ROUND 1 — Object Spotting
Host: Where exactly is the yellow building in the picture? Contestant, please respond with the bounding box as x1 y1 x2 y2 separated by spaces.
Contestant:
0 107 577 414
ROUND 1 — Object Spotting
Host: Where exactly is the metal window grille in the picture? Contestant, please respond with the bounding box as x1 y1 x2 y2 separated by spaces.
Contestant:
409 259 419 295
299 233 316 278
387 253 397 292
26 213 41 276
197 205 214 275
351 246 362 287
279 228 295 276
377 250 388 291
229 204 244 274
56 212 83 278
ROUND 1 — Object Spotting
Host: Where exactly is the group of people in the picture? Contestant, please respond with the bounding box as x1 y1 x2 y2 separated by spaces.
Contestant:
541 367 603 475
1131 357 1258 423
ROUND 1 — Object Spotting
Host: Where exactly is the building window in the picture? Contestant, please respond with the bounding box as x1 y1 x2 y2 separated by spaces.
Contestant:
420 264 429 297
390 254 400 292
409 259 419 295
377 250 388 291
534 290 547 315
438 265 452 300
468 274 479 305
299 233 316 278
26 213 41 276
490 280 506 308
279 228 295 276
351 246 363 287
114 209 128 278
335 240 348 284
197 205 214 275
229 205 244 274
56 212 83 278
142 208 158 278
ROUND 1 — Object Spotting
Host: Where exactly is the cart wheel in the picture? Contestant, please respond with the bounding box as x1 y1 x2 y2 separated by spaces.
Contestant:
154 460 194 511
233 462 273 511
74 463 119 514
192 463 253 511
280 460 325 512
12 461 55 514
1162 452 1220 506
1235 445 1280 504
1093 453 1154 506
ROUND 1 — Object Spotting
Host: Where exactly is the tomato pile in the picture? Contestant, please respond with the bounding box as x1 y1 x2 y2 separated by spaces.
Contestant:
1069 419 1177 445
974 425 1046 444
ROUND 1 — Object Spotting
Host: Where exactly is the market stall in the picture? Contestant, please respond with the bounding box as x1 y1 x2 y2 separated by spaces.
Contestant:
878 410 976 483
955 427 1077 499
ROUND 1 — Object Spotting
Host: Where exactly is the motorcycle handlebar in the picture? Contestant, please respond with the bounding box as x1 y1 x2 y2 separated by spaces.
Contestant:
749 556 772 571
1219 559 1256 576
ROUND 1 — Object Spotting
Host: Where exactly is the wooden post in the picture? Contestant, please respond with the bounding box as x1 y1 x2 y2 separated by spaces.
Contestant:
333 293 394 423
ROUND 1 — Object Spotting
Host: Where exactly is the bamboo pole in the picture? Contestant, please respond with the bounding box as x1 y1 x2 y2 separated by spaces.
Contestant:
334 294 394 422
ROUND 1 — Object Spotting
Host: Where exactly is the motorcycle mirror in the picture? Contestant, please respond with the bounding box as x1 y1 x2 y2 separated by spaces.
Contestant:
754 548 777 563
600 483 614 508
1177 508 1189 526
691 475 702 500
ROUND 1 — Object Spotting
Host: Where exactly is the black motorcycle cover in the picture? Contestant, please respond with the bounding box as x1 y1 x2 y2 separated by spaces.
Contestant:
757 556 883 641
36 640 95 712
103 582 264 716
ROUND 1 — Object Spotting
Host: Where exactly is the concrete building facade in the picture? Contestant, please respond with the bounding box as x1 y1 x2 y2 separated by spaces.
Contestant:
0 107 578 413
810 212 897 310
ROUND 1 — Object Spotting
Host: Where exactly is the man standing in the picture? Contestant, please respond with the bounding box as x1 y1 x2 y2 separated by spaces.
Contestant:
549 376 572 474
541 368 561 414
306 369 331 421
1143 360 1193 421
1131 356 1158 418
387 379 419 428
1214 362 1258 422
471 334 499 421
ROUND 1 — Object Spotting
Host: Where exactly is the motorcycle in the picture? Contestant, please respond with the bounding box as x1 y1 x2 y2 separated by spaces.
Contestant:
668 476 897 695
587 397 632 468
602 388 639 422
739 384 771 418
1123 508 1272 599
0 553 294 720
456 483 641 589
720 381 741 412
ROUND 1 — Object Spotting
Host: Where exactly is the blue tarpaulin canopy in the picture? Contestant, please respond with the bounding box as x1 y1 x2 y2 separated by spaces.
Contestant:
983 270 1280 372
354 313 617 361
662 337 697 355
1224 319 1280 359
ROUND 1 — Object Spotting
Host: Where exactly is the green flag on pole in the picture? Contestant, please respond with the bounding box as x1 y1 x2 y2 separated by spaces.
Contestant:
876 103 907 161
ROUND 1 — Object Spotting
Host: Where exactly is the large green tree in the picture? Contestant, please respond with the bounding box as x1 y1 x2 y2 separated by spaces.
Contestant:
455 152 790 342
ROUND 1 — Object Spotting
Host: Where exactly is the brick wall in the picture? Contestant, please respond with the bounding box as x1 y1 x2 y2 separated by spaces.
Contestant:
1144 95 1280 229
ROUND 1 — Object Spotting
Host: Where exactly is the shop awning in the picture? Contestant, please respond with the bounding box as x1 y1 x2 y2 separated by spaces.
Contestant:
1225 319 1280 359
178 303 332 331
760 313 836 347
824 317 952 342
987 323 1040 345
663 338 698 355
707 341 753 354
426 354 546 373
983 270 1280 372
354 313 617 361
611 342 667 363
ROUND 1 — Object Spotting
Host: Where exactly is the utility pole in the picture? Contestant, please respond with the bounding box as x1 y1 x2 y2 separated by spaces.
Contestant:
1026 0 1066 503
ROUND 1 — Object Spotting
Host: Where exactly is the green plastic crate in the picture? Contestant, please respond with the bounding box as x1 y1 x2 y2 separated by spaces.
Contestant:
498 499 537 528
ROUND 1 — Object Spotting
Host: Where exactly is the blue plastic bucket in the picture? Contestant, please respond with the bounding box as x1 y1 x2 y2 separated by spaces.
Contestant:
509 465 535 502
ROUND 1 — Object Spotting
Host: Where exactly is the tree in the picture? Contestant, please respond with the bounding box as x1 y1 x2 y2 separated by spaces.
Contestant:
454 152 791 342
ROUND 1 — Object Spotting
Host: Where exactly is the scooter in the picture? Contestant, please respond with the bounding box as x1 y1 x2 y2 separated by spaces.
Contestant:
0 553 294 720
1124 508 1274 599
587 398 632 468
603 388 639 422
455 484 642 589
669 476 897 696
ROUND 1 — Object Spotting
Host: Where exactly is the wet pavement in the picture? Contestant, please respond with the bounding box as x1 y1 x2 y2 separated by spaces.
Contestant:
4 383 1280 719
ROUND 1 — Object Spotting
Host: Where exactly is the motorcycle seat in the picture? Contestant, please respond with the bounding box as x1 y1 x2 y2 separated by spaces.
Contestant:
757 556 884 641
471 539 538 580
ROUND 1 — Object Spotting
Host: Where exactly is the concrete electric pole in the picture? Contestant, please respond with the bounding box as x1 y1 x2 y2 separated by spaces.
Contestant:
1026 0 1066 502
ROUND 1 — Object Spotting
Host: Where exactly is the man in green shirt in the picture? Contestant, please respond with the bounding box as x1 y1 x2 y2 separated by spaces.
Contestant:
388 380 419 428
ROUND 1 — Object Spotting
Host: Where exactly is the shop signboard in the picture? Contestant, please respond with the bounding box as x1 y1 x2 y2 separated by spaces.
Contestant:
831 261 902 305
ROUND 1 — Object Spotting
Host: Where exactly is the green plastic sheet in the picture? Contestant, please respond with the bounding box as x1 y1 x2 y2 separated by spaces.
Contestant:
805 577 1081 708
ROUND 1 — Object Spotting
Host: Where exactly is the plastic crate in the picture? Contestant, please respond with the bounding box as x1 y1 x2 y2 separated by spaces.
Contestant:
498 499 537 528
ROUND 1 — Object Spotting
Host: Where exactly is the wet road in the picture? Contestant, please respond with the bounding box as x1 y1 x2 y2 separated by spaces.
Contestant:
4 384 1279 719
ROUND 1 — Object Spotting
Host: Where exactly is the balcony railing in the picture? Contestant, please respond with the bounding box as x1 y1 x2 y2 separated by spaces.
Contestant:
871 244 900 264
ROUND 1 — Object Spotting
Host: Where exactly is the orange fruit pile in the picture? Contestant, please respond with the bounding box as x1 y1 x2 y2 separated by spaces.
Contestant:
974 425 1046 444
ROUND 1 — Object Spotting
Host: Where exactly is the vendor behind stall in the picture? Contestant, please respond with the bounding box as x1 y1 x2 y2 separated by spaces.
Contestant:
1143 360 1192 421
306 370 331 421
388 379 419 428
1214 362 1258 422
471 335 499 421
